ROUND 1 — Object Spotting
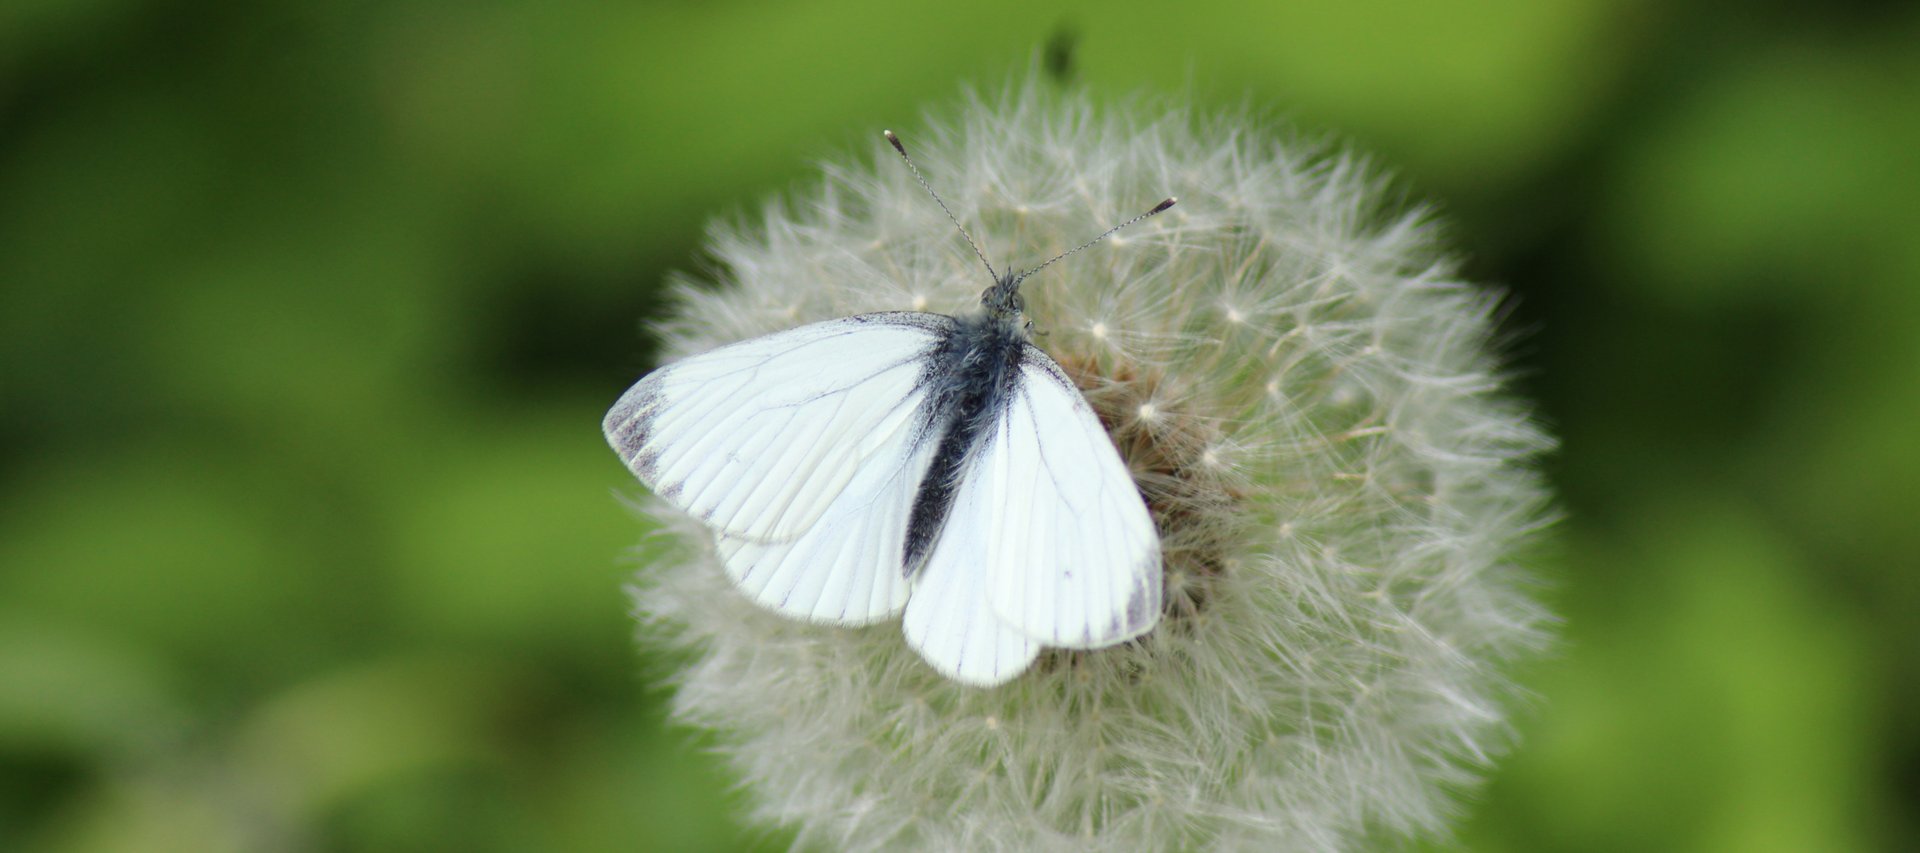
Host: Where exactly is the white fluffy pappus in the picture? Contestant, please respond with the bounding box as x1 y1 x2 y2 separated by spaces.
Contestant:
623 80 1556 852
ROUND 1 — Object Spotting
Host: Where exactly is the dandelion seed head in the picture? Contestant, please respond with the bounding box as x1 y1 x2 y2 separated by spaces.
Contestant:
630 78 1554 852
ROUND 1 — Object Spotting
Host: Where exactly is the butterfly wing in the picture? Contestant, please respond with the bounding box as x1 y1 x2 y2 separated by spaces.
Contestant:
985 347 1162 649
902 456 1041 686
713 425 939 625
605 312 952 623
605 312 950 542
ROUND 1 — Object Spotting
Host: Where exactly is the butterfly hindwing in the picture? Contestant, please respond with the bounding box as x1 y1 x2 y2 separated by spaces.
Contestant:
985 347 1162 649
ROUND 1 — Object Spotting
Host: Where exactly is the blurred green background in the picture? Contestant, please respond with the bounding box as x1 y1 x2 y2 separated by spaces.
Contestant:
3 1 1916 850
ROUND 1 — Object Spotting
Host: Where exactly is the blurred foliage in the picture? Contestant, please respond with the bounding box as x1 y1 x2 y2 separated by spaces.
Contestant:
2 0 1916 850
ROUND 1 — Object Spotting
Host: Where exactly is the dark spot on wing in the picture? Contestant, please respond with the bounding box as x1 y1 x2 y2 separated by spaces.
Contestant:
1126 578 1155 631
606 384 661 477
631 449 660 482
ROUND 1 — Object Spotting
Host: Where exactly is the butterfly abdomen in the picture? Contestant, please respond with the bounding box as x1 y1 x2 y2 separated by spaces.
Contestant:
902 312 1026 576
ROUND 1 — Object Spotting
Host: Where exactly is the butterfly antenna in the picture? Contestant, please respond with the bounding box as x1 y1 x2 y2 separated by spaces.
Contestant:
885 130 998 283
1015 197 1176 284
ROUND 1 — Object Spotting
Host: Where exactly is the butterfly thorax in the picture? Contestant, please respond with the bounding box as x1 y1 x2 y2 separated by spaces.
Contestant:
901 300 1028 576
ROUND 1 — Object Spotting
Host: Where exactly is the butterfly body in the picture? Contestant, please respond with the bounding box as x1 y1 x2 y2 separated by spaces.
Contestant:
903 276 1029 577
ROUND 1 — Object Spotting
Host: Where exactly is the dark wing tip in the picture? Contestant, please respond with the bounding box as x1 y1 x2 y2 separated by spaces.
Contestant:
603 382 662 477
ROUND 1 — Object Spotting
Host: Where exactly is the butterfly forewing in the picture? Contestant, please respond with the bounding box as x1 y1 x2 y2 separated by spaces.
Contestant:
604 313 953 545
986 349 1162 648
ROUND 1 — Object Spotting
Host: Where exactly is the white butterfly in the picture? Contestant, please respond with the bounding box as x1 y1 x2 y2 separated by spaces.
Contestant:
604 131 1172 686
